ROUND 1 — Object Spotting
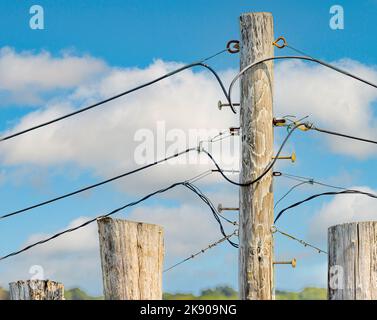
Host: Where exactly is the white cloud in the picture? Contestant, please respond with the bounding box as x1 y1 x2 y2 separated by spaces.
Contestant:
0 47 107 105
1 51 376 189
309 185 377 242
275 59 377 158
0 57 239 195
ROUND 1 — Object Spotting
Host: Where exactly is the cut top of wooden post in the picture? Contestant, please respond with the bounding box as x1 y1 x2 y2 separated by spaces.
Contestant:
9 280 64 300
328 221 377 300
98 217 164 300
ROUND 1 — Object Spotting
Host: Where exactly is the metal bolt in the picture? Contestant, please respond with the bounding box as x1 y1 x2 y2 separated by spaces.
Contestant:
217 203 239 213
218 100 240 110
212 169 240 174
273 258 297 268
272 152 296 163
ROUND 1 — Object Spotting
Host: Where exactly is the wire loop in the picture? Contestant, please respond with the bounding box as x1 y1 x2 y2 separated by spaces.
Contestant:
272 36 287 49
227 40 240 54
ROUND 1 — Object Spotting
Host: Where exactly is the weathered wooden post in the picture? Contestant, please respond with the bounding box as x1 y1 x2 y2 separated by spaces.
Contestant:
9 280 64 300
97 217 164 300
239 12 275 300
328 221 377 300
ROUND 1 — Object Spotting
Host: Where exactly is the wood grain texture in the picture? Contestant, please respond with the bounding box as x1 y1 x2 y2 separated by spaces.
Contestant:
239 12 274 300
328 222 377 300
98 217 164 300
9 280 64 300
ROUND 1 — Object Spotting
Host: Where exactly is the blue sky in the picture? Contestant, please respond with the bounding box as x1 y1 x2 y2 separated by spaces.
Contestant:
0 0 376 296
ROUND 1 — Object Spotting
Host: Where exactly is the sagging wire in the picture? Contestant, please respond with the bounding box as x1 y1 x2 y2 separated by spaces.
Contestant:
0 122 242 224
0 182 184 261
0 180 238 262
274 189 377 224
205 123 304 187
0 41 240 143
0 147 196 221
184 182 239 248
228 52 377 114
186 170 238 226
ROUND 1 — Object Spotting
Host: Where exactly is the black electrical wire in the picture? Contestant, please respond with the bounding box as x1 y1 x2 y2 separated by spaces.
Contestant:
0 118 301 223
184 182 238 248
228 56 377 112
0 53 234 144
0 148 196 221
204 123 303 186
0 182 183 261
0 122 300 223
274 189 377 224
189 183 236 225
0 180 237 261
311 126 377 145
3 54 376 141
190 180 237 226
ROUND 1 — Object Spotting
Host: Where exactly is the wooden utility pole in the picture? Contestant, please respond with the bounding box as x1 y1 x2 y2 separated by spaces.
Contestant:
328 221 377 300
9 280 64 300
239 12 274 300
97 217 164 300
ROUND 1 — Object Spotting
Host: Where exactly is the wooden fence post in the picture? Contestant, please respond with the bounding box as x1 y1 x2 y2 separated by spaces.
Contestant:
328 221 377 300
97 217 164 300
9 280 64 300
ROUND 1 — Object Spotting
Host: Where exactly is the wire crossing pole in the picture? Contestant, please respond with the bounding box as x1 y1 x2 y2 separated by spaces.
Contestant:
239 12 274 300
